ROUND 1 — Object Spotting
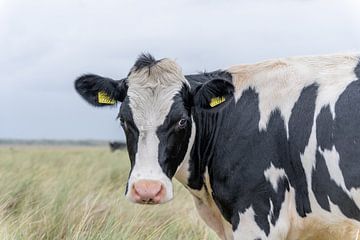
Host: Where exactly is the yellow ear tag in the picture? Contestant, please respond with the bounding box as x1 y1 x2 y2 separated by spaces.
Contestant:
209 96 226 107
98 91 116 105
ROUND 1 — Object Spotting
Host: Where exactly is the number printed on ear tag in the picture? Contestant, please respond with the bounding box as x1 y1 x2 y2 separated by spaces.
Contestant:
209 96 226 107
98 91 116 105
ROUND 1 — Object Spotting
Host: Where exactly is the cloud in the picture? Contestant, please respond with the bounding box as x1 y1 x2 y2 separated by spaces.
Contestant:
0 0 359 140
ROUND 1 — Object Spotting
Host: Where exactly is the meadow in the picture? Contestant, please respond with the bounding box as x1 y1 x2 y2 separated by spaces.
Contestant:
0 146 217 240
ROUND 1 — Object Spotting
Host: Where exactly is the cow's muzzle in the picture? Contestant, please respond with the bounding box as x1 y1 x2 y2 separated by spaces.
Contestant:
130 180 166 204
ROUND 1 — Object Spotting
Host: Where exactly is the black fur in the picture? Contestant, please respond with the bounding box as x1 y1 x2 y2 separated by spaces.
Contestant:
109 141 126 152
193 79 234 109
312 72 360 220
333 79 360 190
285 84 318 217
185 70 232 90
190 85 291 233
157 85 193 179
74 53 360 235
118 97 139 195
132 53 160 72
74 74 127 106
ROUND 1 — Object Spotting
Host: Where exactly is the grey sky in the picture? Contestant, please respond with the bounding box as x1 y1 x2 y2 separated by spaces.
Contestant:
0 0 359 141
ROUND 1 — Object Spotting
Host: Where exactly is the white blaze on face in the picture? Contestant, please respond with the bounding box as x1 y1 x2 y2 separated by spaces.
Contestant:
124 58 189 203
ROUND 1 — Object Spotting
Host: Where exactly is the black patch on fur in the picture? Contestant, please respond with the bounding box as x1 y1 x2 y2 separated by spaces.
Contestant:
285 84 318 216
312 146 360 220
334 79 360 190
190 86 291 234
118 97 139 194
132 53 160 72
316 106 334 151
312 66 360 220
156 84 193 179
187 83 322 232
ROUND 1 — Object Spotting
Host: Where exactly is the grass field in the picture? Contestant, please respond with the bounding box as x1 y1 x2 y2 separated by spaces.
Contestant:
0 146 217 240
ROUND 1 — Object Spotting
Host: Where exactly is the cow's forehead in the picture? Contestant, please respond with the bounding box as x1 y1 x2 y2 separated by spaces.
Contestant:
126 58 188 128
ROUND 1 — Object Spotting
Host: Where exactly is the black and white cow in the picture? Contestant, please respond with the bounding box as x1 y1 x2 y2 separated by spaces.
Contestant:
75 53 360 240
109 141 127 152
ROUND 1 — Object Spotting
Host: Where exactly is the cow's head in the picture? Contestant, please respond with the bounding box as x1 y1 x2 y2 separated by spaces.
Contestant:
74 54 233 204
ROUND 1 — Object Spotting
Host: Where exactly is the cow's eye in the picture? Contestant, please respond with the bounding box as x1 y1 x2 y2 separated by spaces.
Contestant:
178 119 187 129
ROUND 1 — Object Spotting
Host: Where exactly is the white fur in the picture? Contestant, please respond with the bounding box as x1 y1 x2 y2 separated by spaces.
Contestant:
233 206 267 240
229 53 360 239
125 53 360 238
267 187 294 240
264 163 286 192
125 59 188 203
319 146 349 195
229 54 358 135
185 169 233 240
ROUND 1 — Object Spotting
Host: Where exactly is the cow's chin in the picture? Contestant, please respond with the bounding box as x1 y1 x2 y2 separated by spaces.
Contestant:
125 178 174 205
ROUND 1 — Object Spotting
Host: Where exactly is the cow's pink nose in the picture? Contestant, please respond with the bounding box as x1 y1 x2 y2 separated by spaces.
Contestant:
132 180 165 204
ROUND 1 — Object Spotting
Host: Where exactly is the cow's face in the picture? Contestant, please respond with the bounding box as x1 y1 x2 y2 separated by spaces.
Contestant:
74 54 194 204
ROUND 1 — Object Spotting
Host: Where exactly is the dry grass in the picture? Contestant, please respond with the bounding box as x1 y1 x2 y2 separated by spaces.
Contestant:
0 146 217 240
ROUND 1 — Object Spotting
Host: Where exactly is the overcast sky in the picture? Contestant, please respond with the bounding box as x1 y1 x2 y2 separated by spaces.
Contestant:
0 0 360 141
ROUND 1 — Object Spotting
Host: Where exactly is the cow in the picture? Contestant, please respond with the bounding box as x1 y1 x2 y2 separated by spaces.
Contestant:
109 141 127 152
74 53 360 240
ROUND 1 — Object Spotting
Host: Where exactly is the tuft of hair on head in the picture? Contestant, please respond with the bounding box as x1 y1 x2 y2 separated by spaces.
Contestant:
128 53 188 88
133 53 159 72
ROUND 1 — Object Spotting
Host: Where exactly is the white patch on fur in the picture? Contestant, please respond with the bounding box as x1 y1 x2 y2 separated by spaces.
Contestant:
233 206 267 240
228 53 360 238
328 197 345 216
193 196 228 240
266 187 294 240
125 58 188 203
268 199 274 223
230 54 358 211
319 146 350 195
305 56 358 213
264 163 286 192
229 54 359 136
189 169 233 240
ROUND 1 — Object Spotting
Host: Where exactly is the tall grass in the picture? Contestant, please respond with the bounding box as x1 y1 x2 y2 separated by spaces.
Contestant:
0 146 217 240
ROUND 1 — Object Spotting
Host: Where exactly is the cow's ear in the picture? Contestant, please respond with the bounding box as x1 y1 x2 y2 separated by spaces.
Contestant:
192 79 234 109
74 74 128 107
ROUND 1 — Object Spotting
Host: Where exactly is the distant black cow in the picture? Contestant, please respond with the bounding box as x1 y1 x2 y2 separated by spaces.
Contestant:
109 141 126 152
75 53 360 240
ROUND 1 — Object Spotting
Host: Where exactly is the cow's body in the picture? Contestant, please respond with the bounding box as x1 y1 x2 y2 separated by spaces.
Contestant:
75 53 360 240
